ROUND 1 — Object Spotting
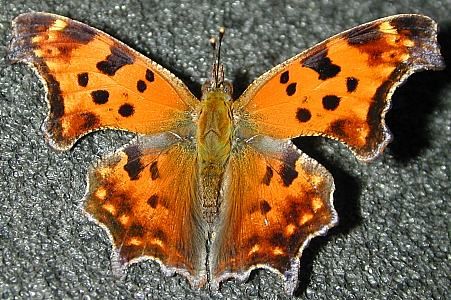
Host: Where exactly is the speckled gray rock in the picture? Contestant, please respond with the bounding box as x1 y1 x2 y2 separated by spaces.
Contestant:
0 0 449 299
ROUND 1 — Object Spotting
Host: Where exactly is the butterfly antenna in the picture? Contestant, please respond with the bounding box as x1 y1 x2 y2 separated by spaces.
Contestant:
216 27 225 86
209 27 225 88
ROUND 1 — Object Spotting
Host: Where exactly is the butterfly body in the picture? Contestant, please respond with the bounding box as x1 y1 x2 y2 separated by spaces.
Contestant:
8 12 444 294
197 89 233 223
197 90 233 165
196 90 233 225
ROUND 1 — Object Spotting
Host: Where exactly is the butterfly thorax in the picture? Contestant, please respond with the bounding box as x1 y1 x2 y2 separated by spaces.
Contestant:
196 89 233 224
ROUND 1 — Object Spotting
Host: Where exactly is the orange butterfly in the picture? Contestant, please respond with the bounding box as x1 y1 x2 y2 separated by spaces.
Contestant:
8 12 444 294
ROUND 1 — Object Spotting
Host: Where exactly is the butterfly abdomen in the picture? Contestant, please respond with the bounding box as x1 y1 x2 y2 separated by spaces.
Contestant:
196 90 233 223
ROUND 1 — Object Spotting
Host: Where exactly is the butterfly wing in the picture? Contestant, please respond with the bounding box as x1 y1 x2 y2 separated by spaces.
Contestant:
233 14 444 161
9 12 198 150
84 133 206 286
210 137 336 293
216 14 444 293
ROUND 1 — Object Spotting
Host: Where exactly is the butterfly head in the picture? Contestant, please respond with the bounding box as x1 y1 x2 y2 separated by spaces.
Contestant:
202 27 233 99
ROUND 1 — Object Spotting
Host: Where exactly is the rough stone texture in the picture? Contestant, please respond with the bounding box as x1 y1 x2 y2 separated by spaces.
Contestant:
0 1 449 299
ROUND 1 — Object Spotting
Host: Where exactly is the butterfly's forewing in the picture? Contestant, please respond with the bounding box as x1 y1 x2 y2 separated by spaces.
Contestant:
211 137 336 293
233 15 444 161
84 134 206 286
9 12 198 150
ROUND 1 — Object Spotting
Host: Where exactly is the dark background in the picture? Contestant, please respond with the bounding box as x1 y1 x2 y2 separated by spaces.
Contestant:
0 1 449 299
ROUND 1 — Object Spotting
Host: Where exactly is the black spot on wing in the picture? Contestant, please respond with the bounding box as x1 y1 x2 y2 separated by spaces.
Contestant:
302 47 341 80
137 80 147 93
129 224 145 237
322 95 341 111
283 199 302 224
328 119 348 139
77 72 89 87
260 200 272 214
280 71 289 84
296 108 311 123
56 45 71 59
280 164 298 187
279 149 300 187
116 195 132 214
80 112 99 130
118 103 134 117
149 162 160 180
145 69 154 82
270 232 287 247
246 235 260 248
262 166 273 186
346 77 358 92
147 194 159 208
96 45 134 76
153 228 168 243
91 90 109 104
123 145 144 180
286 83 297 96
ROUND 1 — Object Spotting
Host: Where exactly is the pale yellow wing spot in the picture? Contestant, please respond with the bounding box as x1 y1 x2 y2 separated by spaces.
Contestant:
299 212 314 226
102 203 116 216
129 238 143 246
273 247 285 256
311 197 324 211
285 224 297 236
248 244 260 256
94 187 107 200
119 214 130 226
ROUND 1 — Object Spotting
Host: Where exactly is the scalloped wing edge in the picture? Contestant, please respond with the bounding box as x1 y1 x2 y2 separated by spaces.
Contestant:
209 141 339 295
234 14 445 162
79 134 209 289
8 12 199 151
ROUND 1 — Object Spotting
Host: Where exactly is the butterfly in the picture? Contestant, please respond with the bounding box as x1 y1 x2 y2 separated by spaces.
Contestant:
8 12 444 294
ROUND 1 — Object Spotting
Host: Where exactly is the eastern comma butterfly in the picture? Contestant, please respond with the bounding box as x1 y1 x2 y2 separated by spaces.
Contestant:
8 12 444 294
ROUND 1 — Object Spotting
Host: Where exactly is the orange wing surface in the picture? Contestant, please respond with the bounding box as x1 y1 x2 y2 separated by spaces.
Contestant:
84 134 206 287
210 137 336 293
234 15 444 161
9 12 198 150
